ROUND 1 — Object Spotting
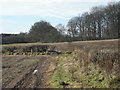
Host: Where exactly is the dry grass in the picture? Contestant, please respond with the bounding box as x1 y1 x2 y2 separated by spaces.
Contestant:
2 39 119 88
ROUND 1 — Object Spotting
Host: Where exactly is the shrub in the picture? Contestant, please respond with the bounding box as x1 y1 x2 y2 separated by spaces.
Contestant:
90 49 120 80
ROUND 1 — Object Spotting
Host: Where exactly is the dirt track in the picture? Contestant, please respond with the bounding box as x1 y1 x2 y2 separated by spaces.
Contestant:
2 55 56 88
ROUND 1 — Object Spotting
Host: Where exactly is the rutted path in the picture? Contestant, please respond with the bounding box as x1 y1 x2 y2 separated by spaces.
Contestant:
2 56 57 88
14 56 56 88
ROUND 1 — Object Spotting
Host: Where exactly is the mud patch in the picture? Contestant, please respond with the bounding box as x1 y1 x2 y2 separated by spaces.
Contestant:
2 56 57 88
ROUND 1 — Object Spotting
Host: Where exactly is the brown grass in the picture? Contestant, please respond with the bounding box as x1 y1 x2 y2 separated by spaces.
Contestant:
2 39 119 88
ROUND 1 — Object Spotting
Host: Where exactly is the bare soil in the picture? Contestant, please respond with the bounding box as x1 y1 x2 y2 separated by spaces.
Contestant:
2 55 56 88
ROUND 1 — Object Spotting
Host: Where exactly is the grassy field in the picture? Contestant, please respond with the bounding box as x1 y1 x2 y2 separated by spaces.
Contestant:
2 39 120 88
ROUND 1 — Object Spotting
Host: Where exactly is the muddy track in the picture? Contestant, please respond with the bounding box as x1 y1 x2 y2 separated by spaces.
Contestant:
12 56 53 88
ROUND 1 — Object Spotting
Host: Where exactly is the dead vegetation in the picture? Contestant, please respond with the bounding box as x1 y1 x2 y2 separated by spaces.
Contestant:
2 45 67 55
2 39 120 88
49 39 120 88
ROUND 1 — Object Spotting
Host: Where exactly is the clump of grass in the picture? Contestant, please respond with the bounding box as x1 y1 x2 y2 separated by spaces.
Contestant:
50 66 72 88
90 49 120 80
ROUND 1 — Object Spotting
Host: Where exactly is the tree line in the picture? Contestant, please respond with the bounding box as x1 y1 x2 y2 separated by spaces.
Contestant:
66 2 119 41
2 2 120 44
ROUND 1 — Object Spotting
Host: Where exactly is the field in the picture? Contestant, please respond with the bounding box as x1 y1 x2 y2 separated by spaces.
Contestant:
2 39 120 88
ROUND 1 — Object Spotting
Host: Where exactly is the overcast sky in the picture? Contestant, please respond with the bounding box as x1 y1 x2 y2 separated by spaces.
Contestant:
0 0 118 34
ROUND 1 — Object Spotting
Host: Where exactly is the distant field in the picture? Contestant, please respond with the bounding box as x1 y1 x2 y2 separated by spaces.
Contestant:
2 39 119 46
2 39 120 88
2 42 42 46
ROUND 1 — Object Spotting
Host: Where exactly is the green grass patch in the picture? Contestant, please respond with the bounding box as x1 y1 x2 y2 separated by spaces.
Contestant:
50 66 72 88
57 60 64 64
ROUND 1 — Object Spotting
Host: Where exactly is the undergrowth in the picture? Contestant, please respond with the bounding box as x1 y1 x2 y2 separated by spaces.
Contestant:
49 48 120 88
